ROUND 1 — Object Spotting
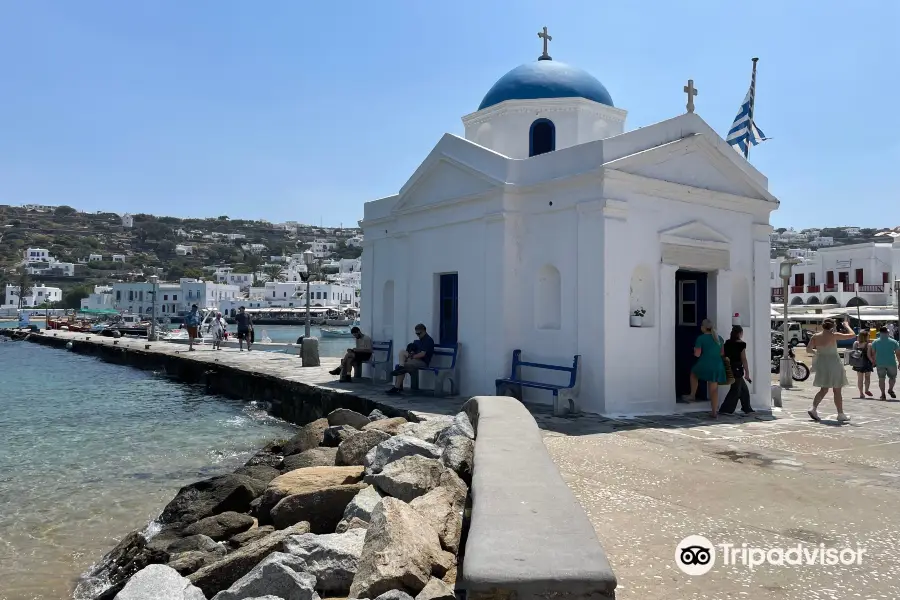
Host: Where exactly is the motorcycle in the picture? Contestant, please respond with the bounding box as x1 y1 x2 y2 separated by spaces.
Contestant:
771 344 810 382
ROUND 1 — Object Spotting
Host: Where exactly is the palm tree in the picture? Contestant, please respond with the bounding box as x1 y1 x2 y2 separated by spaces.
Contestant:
15 266 33 309
263 264 286 282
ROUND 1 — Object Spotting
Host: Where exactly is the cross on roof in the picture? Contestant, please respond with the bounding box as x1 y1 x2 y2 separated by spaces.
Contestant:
537 26 552 61
684 79 699 113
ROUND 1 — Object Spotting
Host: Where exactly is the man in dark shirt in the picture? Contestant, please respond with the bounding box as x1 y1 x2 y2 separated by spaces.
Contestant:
386 323 434 395
234 306 254 351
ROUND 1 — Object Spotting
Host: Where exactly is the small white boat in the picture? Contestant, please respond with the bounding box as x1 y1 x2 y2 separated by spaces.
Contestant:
320 327 354 338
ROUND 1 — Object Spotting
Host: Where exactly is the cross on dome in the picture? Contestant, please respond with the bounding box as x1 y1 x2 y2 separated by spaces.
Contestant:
537 26 552 61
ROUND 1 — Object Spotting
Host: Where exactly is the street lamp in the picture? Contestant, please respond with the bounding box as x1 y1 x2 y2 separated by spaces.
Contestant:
148 275 159 341
302 251 315 338
779 258 801 389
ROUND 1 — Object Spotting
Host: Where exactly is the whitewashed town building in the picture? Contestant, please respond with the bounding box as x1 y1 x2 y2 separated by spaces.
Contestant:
771 241 900 307
361 35 779 415
5 284 63 307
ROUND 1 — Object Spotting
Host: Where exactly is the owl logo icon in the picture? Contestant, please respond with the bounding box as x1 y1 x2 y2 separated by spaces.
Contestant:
676 535 716 575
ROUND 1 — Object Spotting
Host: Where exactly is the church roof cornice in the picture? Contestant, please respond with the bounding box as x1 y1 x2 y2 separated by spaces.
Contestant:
462 96 627 128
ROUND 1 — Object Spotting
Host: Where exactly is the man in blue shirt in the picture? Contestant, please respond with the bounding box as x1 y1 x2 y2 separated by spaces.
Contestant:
386 323 435 395
184 304 201 351
868 327 900 400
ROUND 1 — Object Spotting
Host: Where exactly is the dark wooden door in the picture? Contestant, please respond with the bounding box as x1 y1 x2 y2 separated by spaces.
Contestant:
675 270 708 398
438 274 458 345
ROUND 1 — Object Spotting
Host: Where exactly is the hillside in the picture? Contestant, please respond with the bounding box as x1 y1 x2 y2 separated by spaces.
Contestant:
0 205 362 293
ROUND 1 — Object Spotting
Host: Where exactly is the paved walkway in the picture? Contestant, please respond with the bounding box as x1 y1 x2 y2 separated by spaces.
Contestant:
544 365 900 599
26 329 467 420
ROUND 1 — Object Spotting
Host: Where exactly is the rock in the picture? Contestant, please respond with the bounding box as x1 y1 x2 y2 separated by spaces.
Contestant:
228 526 275 549
415 578 455 600
374 591 414 600
166 534 223 555
168 550 223 575
282 447 339 471
328 408 371 430
369 456 464 503
189 522 310 597
271 483 368 532
361 417 408 436
233 465 282 484
363 436 441 475
337 430 392 466
184 512 255 541
282 528 366 595
436 435 473 482
244 452 284 469
348 498 449 599
368 409 389 421
74 530 171 600
210 552 319 600
433 414 474 447
259 466 365 521
160 474 268 528
323 425 359 448
339 485 384 525
396 418 453 444
409 485 466 553
335 516 370 533
283 418 330 456
113 564 205 600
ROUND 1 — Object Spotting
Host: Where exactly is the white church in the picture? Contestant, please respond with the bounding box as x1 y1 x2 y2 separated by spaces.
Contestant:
360 31 779 416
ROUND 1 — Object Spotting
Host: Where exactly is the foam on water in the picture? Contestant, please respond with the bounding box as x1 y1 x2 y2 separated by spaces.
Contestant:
0 341 297 599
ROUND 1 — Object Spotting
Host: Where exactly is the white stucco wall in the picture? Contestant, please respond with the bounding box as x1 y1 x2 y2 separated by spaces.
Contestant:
361 112 778 416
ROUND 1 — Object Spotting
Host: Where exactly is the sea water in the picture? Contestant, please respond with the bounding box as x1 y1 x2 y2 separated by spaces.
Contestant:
0 340 297 599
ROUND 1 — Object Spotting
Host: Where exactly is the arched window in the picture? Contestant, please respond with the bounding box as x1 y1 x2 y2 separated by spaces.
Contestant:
529 119 555 157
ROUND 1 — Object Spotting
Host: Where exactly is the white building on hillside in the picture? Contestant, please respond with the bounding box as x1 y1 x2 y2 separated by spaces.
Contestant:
361 37 779 415
25 248 50 262
121 213 134 228
771 241 900 307
213 267 255 289
89 254 103 262
175 244 193 256
5 284 62 307
23 248 75 276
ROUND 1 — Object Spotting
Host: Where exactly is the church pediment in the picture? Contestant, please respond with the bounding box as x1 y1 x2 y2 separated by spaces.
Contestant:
604 135 775 202
392 155 501 213
659 220 730 249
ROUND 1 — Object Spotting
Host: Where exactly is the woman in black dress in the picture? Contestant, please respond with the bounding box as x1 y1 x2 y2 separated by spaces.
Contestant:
851 330 874 398
719 325 754 414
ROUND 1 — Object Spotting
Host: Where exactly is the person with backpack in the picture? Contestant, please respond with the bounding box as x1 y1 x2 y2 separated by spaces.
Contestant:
850 330 874 399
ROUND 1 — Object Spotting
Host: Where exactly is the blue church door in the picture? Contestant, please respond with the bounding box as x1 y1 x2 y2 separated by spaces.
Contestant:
675 270 708 399
438 274 458 345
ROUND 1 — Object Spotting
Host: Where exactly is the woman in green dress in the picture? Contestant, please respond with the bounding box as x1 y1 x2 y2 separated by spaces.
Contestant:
687 319 726 418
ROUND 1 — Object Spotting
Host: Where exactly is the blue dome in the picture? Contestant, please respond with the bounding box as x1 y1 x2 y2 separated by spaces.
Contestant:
478 60 614 111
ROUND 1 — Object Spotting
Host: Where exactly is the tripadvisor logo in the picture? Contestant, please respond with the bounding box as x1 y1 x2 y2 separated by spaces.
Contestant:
675 535 866 575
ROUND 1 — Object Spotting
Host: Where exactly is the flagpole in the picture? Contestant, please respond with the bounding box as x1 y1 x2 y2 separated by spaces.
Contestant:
744 57 759 159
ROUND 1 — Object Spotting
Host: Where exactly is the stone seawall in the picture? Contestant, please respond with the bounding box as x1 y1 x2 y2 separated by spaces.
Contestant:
3 329 446 425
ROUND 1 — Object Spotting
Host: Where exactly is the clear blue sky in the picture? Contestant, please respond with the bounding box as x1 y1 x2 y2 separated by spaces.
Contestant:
1 1 897 228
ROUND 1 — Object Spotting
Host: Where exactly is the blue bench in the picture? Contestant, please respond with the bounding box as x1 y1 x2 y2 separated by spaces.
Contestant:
408 343 461 397
352 340 393 383
495 350 582 416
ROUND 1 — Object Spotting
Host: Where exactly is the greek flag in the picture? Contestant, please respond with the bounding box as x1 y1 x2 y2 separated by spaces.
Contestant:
726 88 766 155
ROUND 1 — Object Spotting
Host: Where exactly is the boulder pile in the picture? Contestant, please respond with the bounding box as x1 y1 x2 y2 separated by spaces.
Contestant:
75 407 475 600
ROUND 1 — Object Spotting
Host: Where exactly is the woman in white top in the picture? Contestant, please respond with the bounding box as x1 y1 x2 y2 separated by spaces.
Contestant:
209 313 226 350
806 317 856 422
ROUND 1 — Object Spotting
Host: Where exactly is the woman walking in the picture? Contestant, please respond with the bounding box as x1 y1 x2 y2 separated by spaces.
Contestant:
719 325 754 414
851 330 874 399
686 319 726 418
208 313 226 350
807 317 856 422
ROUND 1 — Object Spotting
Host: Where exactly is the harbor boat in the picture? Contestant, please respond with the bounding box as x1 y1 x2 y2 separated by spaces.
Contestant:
320 327 354 338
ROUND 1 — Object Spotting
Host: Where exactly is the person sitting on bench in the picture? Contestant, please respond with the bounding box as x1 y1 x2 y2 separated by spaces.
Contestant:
329 326 372 382
386 323 434 395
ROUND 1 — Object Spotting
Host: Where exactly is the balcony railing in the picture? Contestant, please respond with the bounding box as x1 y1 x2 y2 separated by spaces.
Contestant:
858 284 885 293
790 286 804 294
823 284 838 292
843 283 856 292
807 285 821 293
771 287 785 296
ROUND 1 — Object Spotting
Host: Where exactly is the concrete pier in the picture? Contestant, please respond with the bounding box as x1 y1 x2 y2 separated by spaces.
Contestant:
4 329 466 424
